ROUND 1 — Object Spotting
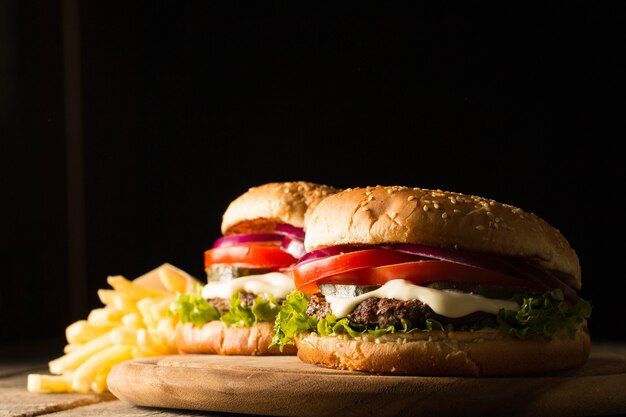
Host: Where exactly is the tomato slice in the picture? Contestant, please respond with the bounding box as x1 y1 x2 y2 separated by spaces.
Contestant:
293 249 423 288
204 244 298 269
293 250 537 295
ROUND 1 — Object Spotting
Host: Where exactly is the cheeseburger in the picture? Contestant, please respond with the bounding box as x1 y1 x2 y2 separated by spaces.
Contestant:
272 185 591 375
170 181 339 355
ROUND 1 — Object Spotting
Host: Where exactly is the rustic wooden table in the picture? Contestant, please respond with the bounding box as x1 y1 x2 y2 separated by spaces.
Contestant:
2 339 626 417
0 339 240 417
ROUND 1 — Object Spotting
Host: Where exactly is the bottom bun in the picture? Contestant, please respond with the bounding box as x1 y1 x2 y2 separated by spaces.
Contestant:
295 324 590 376
176 321 297 356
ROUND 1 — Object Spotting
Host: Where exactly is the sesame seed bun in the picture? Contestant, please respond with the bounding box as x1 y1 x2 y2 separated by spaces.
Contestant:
295 324 590 376
304 186 581 290
221 181 340 235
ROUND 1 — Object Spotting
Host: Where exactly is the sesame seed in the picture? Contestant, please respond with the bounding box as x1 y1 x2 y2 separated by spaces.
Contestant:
475 225 485 231
389 211 397 219
407 196 415 201
441 212 448 219
453 209 462 213
450 197 457 204
433 202 440 209
423 205 429 212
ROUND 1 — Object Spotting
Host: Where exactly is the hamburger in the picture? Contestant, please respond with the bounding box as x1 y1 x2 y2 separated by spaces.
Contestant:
272 185 592 375
169 181 339 355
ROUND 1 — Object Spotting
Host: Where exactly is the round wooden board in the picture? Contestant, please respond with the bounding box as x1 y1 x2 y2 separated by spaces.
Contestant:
108 344 626 417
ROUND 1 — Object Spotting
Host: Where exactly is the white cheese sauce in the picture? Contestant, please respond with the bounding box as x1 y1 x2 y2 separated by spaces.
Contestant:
201 271 294 299
325 279 520 318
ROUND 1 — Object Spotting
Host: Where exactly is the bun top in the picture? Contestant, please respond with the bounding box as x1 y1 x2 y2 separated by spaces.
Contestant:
305 185 581 290
221 181 340 235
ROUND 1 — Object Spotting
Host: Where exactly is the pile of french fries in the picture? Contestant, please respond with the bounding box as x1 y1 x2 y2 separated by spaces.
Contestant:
27 263 198 394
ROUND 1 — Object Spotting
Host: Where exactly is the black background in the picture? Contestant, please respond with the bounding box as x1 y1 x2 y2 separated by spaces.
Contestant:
1 3 623 346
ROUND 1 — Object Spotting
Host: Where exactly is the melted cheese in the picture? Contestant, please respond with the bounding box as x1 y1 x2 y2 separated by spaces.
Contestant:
201 272 294 299
326 279 520 318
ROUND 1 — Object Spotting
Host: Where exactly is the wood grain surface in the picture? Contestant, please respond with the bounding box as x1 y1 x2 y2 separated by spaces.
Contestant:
107 344 626 417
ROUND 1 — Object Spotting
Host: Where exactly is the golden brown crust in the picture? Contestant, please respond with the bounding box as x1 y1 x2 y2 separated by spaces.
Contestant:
176 321 297 356
221 181 340 236
295 324 590 376
305 186 581 290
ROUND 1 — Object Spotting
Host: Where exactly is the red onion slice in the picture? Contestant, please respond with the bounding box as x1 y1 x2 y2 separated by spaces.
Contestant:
297 245 369 264
391 243 523 276
274 224 305 239
389 243 577 302
281 235 307 259
298 242 579 303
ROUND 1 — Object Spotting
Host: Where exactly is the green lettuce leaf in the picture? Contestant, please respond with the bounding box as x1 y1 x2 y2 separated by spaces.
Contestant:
168 283 220 326
270 289 592 350
221 291 281 327
271 290 317 350
169 284 284 328
497 289 592 341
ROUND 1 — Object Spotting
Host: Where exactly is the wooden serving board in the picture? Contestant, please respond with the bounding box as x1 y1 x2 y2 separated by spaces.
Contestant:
108 344 626 417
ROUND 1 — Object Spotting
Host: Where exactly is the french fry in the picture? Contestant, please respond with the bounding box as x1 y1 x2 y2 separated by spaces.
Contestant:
149 296 175 325
136 328 176 356
158 264 192 293
131 346 149 359
156 317 177 348
87 307 123 328
29 264 200 394
71 345 133 393
111 293 140 313
90 372 109 394
121 312 143 328
63 344 81 354
49 331 113 375
27 373 74 393
102 287 143 311
134 263 196 293
136 296 173 330
135 328 158 355
66 320 112 344
151 327 177 355
97 289 116 306
107 275 170 299
136 298 156 330
110 326 138 345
